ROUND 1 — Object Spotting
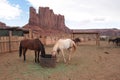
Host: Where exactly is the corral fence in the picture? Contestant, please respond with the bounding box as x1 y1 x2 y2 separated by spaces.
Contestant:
0 29 72 53
0 36 24 53
28 29 72 45
71 30 100 46
0 28 100 53
0 28 30 53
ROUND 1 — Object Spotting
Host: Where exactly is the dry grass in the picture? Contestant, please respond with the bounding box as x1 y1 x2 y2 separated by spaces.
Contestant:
0 41 120 80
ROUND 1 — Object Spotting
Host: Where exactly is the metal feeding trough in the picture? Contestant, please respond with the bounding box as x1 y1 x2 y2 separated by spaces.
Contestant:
40 54 56 68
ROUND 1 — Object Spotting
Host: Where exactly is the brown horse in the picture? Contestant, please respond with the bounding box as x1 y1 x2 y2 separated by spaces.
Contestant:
73 37 81 45
19 38 45 63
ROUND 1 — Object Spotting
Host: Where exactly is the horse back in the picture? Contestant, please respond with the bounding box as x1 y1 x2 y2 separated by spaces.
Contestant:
57 39 75 49
20 39 42 50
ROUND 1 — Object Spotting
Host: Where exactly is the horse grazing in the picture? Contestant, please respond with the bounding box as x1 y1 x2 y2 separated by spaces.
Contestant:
19 38 45 63
51 39 77 63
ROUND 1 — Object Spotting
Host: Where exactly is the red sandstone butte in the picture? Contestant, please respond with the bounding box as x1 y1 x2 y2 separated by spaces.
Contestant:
23 7 70 35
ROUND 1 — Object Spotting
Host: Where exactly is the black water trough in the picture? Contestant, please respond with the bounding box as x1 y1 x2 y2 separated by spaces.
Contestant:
40 54 56 68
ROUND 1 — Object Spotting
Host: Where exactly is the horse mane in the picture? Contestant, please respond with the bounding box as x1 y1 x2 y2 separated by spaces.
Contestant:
40 44 46 57
34 38 46 57
73 38 81 44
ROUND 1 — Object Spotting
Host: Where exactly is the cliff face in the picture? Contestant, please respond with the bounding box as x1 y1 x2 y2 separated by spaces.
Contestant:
24 7 70 35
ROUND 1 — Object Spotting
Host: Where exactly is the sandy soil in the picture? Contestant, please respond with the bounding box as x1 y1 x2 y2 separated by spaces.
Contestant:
0 41 120 80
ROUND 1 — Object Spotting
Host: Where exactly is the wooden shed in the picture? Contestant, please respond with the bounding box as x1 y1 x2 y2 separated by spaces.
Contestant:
0 27 29 53
0 27 29 36
71 30 100 46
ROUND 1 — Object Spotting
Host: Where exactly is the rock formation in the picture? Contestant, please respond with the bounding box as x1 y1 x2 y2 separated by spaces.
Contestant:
24 7 70 35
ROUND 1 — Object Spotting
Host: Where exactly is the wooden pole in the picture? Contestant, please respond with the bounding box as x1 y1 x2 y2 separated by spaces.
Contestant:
29 29 33 39
96 33 100 46
9 31 12 53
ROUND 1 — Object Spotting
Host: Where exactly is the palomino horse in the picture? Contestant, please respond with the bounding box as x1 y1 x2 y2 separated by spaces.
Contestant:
51 39 77 63
19 38 45 63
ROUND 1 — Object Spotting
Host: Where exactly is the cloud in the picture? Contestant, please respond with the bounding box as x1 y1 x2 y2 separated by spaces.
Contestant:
26 0 120 29
0 0 22 20
26 0 120 21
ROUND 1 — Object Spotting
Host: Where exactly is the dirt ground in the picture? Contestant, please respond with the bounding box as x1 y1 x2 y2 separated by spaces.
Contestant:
0 41 120 80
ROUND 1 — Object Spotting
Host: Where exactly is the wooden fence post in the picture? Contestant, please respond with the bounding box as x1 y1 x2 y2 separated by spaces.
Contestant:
9 31 12 53
29 29 33 39
96 33 100 46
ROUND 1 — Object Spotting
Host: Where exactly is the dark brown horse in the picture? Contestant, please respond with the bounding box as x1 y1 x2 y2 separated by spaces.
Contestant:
114 38 120 46
73 37 81 45
19 38 45 63
108 38 116 44
108 38 120 46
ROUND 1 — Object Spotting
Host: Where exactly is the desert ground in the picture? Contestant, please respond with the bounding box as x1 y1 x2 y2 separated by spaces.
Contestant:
0 41 120 80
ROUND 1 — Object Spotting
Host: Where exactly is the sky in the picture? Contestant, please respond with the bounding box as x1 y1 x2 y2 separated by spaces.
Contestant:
0 0 120 29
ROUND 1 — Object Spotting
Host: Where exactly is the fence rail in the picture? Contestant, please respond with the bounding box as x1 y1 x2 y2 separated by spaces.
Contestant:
0 30 71 53
0 36 24 53
0 29 99 53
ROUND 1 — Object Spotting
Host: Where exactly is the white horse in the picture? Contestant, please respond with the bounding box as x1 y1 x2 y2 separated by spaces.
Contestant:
51 39 77 63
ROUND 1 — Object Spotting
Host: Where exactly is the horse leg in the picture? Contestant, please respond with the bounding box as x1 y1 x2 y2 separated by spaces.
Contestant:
68 51 71 61
61 49 66 63
56 53 60 62
68 48 73 61
117 42 119 46
23 49 27 62
37 51 40 62
35 51 37 63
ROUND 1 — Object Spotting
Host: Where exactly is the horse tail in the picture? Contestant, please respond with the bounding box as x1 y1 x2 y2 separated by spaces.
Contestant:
72 41 77 53
19 42 22 57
